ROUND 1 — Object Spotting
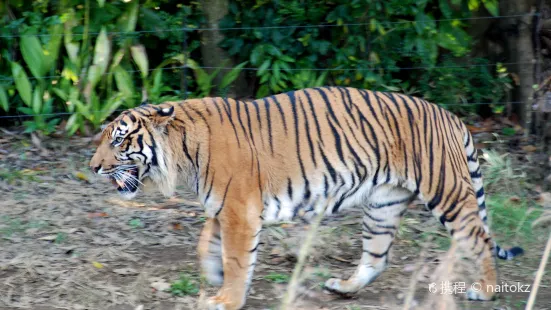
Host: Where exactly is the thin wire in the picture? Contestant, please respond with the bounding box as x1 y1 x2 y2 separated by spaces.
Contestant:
0 101 527 120
0 109 125 119
0 61 535 82
0 13 538 39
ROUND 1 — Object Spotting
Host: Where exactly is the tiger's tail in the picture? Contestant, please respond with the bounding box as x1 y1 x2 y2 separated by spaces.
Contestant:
463 129 524 260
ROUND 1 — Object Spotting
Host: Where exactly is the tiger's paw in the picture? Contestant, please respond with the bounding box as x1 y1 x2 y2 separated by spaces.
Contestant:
323 278 356 295
205 295 243 310
466 287 496 301
324 278 343 292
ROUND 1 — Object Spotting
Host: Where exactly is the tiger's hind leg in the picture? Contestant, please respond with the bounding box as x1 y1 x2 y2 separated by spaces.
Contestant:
198 217 224 286
432 194 498 301
325 185 413 294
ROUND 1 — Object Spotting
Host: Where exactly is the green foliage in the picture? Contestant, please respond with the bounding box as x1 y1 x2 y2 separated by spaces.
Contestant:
0 0 512 135
169 274 199 296
219 0 509 108
0 1 200 135
263 272 290 283
128 218 144 229
416 58 512 112
190 60 249 97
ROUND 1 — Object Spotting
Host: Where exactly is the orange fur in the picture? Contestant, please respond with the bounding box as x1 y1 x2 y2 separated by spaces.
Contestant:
90 87 523 309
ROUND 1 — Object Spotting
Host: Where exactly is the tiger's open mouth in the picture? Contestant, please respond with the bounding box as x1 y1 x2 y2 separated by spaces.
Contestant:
109 167 141 195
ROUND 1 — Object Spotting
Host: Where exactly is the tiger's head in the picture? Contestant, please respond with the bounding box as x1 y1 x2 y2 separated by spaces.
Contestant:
89 103 177 199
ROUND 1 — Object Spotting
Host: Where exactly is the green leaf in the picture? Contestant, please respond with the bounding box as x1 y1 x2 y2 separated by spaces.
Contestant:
437 22 471 55
250 46 262 65
219 61 248 90
52 87 68 101
43 98 54 114
65 113 80 135
273 61 281 83
32 86 43 114
256 85 270 98
20 35 47 79
150 69 163 96
279 55 295 63
120 0 139 33
259 73 270 84
64 28 80 65
482 0 498 16
250 45 265 66
502 127 516 136
44 24 63 73
98 93 125 121
414 13 435 35
86 65 103 91
439 0 453 18
468 0 480 11
110 48 126 69
113 66 135 99
93 28 111 71
11 62 33 107
0 85 9 112
97 0 105 7
257 59 271 77
316 71 329 86
130 45 149 79
17 106 34 115
265 45 282 57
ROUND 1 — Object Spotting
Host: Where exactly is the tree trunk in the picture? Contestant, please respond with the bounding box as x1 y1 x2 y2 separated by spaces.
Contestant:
500 0 536 128
199 0 249 98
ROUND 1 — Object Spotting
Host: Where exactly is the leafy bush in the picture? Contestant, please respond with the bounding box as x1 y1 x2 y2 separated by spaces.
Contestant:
219 0 508 106
0 0 511 136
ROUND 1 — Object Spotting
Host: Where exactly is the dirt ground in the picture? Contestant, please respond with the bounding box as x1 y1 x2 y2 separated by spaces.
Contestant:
0 129 550 310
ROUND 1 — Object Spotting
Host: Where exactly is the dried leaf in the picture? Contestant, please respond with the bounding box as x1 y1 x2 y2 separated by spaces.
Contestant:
509 196 521 203
75 172 89 182
466 124 491 133
92 261 104 269
88 212 108 218
522 145 537 152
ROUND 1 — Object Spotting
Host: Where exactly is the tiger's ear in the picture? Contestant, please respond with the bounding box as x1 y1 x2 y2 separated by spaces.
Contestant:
150 105 175 128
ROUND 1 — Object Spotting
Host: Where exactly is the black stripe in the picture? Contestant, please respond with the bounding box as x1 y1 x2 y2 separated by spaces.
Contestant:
476 188 484 199
298 96 317 167
271 95 288 134
303 89 324 145
215 177 233 216
222 98 241 147
370 197 411 209
262 98 274 154
211 98 224 123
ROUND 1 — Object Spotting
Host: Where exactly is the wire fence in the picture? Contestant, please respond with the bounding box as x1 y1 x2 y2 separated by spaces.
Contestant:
0 11 542 122
0 61 537 83
0 101 529 120
0 13 538 39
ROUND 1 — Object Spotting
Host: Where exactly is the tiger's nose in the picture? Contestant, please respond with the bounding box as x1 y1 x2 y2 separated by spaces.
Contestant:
90 165 101 173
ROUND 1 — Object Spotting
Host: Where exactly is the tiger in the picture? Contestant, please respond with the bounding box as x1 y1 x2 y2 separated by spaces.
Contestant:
89 86 523 310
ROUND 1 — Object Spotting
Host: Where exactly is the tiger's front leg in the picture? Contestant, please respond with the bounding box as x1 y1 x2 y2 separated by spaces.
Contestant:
205 198 262 310
198 217 224 286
